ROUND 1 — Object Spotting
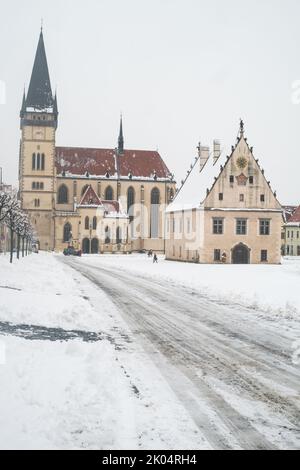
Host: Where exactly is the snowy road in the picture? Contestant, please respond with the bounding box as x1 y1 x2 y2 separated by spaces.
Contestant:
65 256 300 450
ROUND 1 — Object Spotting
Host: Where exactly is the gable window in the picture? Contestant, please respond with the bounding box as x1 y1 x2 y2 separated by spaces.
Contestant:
249 176 254 184
260 194 265 202
236 219 247 235
58 185 69 204
85 216 90 230
229 176 234 184
213 218 223 235
261 250 268 262
93 216 97 230
219 193 223 201
260 219 270 235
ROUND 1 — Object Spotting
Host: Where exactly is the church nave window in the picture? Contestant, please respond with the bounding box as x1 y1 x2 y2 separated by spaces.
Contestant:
85 216 90 230
58 185 69 204
105 186 114 201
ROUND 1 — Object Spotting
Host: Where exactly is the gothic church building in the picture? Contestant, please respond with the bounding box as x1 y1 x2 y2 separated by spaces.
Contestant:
19 30 176 253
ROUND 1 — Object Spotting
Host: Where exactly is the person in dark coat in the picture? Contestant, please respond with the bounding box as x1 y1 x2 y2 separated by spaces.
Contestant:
153 253 158 263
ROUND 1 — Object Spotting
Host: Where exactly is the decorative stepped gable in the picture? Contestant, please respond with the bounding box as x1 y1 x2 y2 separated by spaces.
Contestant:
204 121 282 211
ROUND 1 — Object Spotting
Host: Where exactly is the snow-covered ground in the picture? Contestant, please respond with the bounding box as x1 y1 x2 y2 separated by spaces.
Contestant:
0 252 299 450
90 254 300 320
0 253 207 450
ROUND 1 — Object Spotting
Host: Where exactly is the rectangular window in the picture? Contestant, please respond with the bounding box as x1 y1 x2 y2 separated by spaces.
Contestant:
261 250 268 262
249 176 254 184
297 246 300 256
260 194 265 202
213 218 223 235
214 249 221 262
260 219 270 235
236 219 247 235
230 176 234 184
239 194 245 202
219 193 223 201
32 182 36 190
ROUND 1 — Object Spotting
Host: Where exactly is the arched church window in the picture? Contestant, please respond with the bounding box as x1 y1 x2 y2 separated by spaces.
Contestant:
127 187 135 215
58 185 69 204
41 154 45 171
32 153 36 170
105 226 110 244
85 216 90 230
93 216 97 230
36 153 41 170
81 185 89 196
105 186 114 201
63 223 72 243
150 188 160 239
116 226 122 244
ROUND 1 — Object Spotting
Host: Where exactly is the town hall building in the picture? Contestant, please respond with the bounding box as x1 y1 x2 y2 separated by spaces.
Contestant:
166 121 283 264
19 30 176 253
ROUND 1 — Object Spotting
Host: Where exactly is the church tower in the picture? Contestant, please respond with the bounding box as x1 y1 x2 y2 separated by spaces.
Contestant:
19 29 58 250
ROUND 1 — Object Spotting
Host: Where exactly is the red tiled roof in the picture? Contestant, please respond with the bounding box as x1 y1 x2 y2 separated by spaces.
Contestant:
282 205 298 222
288 205 300 223
79 185 102 206
55 147 172 179
103 201 120 213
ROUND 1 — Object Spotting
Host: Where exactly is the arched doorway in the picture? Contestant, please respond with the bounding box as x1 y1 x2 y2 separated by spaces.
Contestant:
82 238 90 254
232 243 250 264
91 238 99 254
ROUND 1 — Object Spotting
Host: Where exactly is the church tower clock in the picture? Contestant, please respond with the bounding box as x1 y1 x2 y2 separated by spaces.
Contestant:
19 29 58 250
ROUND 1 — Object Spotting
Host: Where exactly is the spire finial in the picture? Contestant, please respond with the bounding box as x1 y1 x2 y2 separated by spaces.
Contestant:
240 118 245 137
41 18 43 32
118 114 124 155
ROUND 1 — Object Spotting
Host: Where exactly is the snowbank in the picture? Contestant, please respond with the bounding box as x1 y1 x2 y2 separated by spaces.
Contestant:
82 254 300 319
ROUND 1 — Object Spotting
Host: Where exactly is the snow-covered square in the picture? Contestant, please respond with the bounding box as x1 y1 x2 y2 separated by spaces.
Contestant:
0 252 299 450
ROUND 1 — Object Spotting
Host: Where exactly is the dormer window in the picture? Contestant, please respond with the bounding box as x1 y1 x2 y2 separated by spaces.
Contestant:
86 171 90 178
128 173 133 180
230 175 234 184
106 172 110 179
249 176 254 184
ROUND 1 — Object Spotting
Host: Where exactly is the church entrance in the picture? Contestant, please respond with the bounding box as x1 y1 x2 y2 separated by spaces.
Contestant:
82 238 90 254
232 243 250 264
91 238 99 254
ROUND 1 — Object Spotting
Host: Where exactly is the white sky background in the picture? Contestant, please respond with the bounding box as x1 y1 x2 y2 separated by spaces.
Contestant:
0 0 299 204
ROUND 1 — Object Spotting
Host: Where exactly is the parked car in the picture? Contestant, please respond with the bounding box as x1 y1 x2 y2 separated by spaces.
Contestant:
63 246 82 257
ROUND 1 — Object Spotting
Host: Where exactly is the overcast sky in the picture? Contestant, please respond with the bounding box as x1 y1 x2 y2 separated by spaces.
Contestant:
0 0 299 203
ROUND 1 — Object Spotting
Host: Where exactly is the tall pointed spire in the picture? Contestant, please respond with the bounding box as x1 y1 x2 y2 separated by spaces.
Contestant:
26 29 54 110
118 115 124 155
20 88 26 118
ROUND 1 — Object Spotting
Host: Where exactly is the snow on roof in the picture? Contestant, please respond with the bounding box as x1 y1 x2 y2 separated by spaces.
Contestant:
287 205 300 224
167 153 224 213
55 147 173 180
